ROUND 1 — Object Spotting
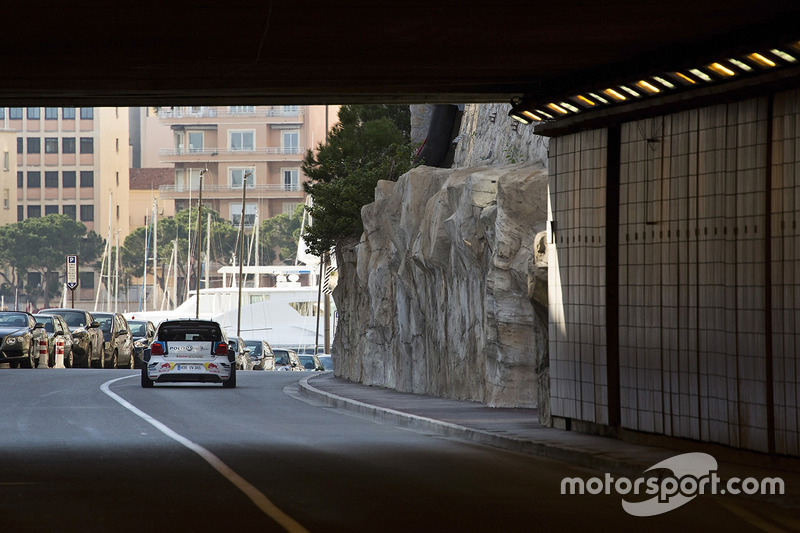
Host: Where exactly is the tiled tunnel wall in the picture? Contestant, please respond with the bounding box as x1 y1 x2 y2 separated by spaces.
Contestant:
549 90 800 456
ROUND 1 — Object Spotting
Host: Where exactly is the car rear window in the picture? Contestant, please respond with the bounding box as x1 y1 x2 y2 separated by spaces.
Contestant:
158 322 222 342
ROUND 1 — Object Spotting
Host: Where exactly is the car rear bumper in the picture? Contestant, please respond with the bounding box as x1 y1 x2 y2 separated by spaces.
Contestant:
144 358 233 383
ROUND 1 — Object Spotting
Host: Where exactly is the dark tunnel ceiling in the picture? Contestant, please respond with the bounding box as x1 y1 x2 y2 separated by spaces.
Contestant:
4 1 800 106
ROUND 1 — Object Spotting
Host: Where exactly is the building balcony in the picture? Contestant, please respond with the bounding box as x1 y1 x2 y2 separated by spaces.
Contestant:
158 146 305 163
158 183 305 200
157 106 304 123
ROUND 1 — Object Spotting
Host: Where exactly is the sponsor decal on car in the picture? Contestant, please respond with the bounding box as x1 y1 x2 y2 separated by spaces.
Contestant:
207 362 219 373
158 362 173 373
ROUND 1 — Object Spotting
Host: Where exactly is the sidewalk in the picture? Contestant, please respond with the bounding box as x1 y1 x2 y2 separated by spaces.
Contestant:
300 372 800 506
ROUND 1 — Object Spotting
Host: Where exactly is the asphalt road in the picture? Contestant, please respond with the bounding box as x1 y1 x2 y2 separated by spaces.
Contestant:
0 370 795 532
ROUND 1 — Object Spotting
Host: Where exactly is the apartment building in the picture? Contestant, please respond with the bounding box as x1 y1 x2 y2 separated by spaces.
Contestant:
0 107 130 305
157 105 336 229
0 130 17 227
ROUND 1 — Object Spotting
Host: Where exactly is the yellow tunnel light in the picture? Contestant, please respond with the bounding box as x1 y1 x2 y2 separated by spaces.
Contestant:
689 68 712 82
748 52 776 67
707 62 736 77
603 88 627 101
770 49 797 63
547 103 569 115
574 94 596 107
635 80 661 93
673 72 697 84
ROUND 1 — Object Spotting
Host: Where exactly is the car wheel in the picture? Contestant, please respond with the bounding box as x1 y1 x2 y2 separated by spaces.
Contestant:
82 345 92 368
110 350 118 369
64 348 73 368
222 366 237 388
22 347 36 369
128 351 134 369
140 366 153 388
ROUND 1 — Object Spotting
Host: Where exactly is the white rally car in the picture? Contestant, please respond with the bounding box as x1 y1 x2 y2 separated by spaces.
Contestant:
141 319 236 388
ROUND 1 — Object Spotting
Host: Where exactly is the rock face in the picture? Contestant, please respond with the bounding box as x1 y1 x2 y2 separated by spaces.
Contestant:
332 162 549 410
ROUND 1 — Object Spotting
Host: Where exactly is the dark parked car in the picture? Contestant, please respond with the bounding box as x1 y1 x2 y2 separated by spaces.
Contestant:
127 319 155 368
44 308 103 368
272 348 303 371
33 313 75 367
243 339 275 371
0 311 48 368
317 354 333 371
298 353 325 371
93 312 135 369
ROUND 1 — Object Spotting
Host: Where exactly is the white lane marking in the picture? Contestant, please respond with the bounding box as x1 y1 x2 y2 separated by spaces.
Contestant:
101 375 308 533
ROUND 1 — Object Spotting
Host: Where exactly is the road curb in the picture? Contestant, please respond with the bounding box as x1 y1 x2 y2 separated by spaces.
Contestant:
297 374 661 477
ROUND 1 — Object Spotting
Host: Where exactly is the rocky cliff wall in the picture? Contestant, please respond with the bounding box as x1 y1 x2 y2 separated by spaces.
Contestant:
332 161 549 411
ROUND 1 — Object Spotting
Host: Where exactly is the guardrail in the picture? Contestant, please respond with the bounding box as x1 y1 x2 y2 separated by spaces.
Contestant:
157 107 304 119
158 183 302 194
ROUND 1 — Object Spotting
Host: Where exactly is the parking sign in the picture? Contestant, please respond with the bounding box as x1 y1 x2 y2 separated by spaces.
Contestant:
66 254 79 290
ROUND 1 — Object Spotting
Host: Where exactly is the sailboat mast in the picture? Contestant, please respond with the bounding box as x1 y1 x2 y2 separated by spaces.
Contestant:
152 199 158 311
205 212 210 291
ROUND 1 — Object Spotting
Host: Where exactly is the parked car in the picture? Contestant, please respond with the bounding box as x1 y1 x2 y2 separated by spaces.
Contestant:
228 336 251 370
298 353 325 371
141 319 236 388
127 319 155 368
317 354 333 371
0 311 49 368
43 308 103 368
272 348 303 371
93 312 135 369
32 313 75 367
243 339 275 371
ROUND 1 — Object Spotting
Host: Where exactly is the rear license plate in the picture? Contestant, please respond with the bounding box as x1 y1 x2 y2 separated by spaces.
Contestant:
176 364 203 371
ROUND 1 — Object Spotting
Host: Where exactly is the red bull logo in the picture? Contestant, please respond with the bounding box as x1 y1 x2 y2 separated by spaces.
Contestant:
207 362 220 373
159 362 172 372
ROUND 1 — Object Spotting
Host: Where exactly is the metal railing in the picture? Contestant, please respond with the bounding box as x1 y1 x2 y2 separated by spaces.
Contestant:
158 146 304 157
157 106 304 120
158 183 302 194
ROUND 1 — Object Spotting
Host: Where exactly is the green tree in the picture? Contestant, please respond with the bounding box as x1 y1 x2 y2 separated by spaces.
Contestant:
301 105 416 255
259 203 305 264
0 215 104 307
120 207 239 303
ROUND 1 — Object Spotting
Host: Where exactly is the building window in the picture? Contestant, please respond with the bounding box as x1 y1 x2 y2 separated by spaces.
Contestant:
80 171 94 187
116 171 119 186
282 105 300 115
27 108 40 120
116 205 119 220
282 130 299 154
27 171 41 188
62 171 76 188
17 205 23 221
3 189 9 210
116 138 119 152
27 205 41 218
230 203 257 227
79 271 94 289
27 137 41 154
2 151 8 171
282 202 300 215
80 204 94 222
62 137 76 153
45 171 59 188
45 107 59 120
45 205 59 215
17 172 23 188
0 108 4 119
62 107 75 119
228 106 255 114
27 272 42 287
80 108 93 119
16 138 22 154
80 137 93 154
45 137 59 154
188 131 204 153
9 108 22 120
62 205 76 219
229 130 254 151
282 168 299 191
229 167 255 189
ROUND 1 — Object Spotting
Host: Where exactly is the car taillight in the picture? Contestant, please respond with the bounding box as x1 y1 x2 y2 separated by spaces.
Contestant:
150 342 165 355
213 342 228 355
